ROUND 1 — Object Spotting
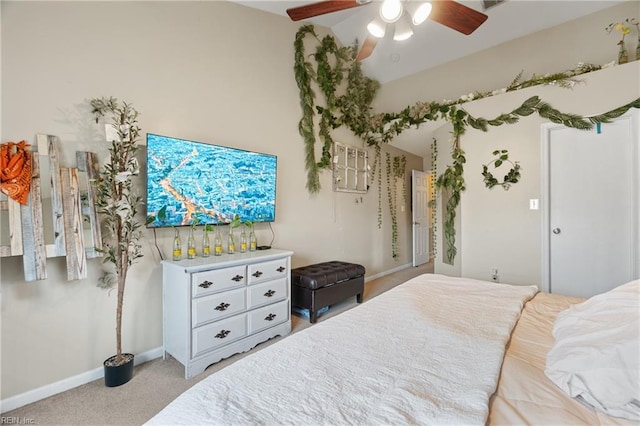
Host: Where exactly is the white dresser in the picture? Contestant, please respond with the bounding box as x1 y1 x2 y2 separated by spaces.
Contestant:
162 249 293 378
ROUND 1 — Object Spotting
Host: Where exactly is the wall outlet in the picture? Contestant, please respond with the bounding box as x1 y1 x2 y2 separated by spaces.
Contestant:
491 268 500 283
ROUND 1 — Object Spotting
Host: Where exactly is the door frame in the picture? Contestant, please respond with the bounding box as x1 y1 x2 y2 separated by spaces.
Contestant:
540 110 639 294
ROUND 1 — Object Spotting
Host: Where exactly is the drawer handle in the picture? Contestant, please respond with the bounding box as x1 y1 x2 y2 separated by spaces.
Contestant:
276 266 286 273
199 280 213 289
215 330 231 339
214 302 230 311
264 289 276 297
252 271 263 278
231 274 244 282
265 313 277 321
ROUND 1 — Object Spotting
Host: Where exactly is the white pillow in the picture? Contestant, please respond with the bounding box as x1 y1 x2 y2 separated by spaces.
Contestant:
545 280 640 421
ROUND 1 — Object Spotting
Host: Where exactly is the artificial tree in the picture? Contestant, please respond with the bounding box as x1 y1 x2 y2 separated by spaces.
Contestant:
90 96 145 386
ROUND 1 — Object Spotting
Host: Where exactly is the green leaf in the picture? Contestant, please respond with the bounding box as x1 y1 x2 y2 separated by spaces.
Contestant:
157 205 167 222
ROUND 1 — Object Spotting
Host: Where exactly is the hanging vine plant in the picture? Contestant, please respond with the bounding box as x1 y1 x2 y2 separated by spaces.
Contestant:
385 153 406 259
429 138 438 259
369 145 383 229
293 25 640 262
385 153 397 258
393 155 407 205
293 25 379 193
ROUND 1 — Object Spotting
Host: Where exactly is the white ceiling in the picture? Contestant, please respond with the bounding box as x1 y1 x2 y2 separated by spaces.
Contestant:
234 0 623 84
233 0 624 157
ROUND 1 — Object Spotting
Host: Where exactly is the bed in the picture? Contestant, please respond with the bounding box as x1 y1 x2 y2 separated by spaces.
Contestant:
146 274 639 425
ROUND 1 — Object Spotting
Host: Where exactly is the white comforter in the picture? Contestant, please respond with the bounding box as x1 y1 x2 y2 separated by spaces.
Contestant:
147 274 537 425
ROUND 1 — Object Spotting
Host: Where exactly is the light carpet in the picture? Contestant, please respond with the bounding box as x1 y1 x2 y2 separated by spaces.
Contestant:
3 262 433 425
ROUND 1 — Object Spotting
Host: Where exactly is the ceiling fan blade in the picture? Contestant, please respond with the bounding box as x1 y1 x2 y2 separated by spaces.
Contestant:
286 0 365 22
356 36 378 61
429 0 488 35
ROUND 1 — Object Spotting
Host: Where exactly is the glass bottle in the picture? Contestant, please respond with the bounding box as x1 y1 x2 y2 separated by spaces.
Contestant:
187 227 196 259
618 40 629 65
240 226 247 253
249 229 257 251
227 229 236 254
202 227 210 258
214 226 223 256
172 228 182 261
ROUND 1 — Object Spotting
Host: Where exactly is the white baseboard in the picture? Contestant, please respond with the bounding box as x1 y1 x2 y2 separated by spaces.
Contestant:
2 264 415 413
0 347 163 413
364 263 412 282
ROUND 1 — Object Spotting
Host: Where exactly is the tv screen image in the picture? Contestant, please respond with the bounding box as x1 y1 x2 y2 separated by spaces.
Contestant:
146 133 277 227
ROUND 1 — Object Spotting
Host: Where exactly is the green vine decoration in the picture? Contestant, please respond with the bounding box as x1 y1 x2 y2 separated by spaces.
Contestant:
293 25 379 192
293 25 320 193
369 145 383 228
435 144 465 264
385 153 398 258
482 150 521 190
429 138 438 258
393 155 407 204
293 25 640 261
384 154 406 259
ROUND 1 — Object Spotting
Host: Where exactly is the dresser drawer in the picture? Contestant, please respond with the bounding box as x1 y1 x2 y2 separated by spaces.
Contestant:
247 258 288 285
248 300 289 334
247 277 287 309
192 287 246 327
191 265 246 297
192 314 247 357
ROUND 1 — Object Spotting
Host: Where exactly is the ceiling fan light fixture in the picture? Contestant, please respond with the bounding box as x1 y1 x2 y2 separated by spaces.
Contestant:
393 14 413 41
367 17 386 38
410 2 432 26
379 0 403 23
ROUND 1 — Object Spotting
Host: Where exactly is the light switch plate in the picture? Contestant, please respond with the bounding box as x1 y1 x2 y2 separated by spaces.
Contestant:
529 199 539 210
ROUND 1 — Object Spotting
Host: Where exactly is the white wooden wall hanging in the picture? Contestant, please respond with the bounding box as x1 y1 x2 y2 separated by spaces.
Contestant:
0 134 102 282
332 142 369 193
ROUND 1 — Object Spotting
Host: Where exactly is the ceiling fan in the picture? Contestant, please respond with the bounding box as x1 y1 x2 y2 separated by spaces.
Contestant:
286 0 488 61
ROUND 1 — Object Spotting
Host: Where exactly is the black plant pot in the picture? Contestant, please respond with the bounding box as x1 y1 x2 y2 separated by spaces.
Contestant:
103 353 134 387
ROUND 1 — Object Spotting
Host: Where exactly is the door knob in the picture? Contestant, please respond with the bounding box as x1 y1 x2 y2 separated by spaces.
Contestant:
552 228 561 235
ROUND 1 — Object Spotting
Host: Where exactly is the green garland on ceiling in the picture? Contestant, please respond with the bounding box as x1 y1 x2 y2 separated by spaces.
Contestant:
293 25 640 262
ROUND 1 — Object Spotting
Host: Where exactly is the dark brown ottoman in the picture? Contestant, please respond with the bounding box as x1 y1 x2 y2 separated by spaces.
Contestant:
291 261 365 323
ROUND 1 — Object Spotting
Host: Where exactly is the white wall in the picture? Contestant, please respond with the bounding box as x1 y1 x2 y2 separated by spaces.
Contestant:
0 1 421 402
460 63 639 285
377 1 640 112
376 1 640 283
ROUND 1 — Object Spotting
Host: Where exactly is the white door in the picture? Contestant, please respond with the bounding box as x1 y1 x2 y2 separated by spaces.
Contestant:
542 112 638 298
412 170 431 267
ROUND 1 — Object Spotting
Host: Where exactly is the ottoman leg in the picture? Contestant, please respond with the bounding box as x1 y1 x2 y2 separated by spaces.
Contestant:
356 293 363 303
309 309 318 324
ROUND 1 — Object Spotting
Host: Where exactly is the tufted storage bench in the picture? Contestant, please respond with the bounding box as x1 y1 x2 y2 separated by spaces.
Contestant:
291 261 366 323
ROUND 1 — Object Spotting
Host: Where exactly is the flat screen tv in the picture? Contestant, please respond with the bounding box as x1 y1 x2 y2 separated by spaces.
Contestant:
146 133 277 227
